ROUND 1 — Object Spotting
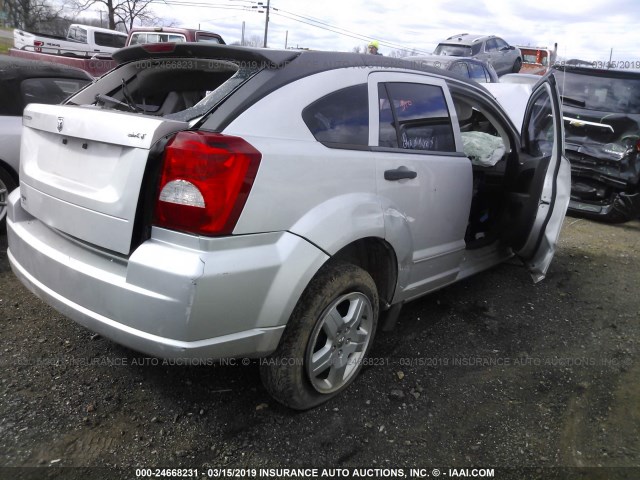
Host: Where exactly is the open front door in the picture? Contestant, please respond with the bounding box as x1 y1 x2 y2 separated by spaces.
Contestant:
504 74 571 282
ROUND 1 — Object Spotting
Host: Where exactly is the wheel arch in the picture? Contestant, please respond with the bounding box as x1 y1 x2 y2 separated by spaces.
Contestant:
262 234 399 335
330 236 398 307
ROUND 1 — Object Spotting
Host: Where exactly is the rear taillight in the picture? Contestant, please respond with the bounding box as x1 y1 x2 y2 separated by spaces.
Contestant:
637 139 640 153
154 131 261 236
34 40 43 52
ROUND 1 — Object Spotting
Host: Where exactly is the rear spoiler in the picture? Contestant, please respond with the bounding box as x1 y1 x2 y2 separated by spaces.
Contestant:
112 43 301 69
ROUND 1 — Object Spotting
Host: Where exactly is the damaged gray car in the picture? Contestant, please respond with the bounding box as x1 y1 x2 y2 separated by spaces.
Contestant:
552 65 640 222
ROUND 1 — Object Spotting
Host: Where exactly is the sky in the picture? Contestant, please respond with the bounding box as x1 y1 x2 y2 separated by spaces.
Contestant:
129 0 638 64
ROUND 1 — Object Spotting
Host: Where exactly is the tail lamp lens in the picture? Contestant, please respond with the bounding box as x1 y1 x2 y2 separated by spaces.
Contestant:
154 131 261 236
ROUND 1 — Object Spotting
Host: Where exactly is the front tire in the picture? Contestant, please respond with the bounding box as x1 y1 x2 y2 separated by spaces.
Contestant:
260 263 379 410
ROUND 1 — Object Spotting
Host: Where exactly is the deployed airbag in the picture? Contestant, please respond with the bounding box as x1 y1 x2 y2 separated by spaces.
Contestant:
461 131 506 167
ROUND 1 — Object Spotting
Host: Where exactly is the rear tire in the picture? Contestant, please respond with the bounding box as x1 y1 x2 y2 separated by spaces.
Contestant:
512 57 522 73
260 262 379 410
0 165 18 232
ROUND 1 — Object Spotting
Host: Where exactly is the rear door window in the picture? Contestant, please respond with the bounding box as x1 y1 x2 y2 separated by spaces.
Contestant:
450 62 470 79
302 84 369 147
469 63 489 83
495 38 509 50
378 82 455 152
485 39 498 52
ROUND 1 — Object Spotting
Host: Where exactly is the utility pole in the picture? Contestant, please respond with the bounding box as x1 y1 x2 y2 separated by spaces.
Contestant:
241 21 245 46
263 0 270 48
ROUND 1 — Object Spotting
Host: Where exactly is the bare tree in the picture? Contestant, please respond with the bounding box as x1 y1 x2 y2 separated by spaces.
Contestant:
242 34 263 47
4 0 65 32
71 0 158 31
389 48 417 58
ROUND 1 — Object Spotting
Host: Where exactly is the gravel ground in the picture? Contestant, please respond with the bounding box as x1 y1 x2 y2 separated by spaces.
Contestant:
1 217 639 480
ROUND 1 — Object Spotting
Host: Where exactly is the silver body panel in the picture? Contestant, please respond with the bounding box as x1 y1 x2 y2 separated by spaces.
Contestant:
19 104 187 254
8 190 328 359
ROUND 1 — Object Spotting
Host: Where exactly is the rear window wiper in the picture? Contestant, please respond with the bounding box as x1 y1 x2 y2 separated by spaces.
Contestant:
95 93 137 112
121 79 141 113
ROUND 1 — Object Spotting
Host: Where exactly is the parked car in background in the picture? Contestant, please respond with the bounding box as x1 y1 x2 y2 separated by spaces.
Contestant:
434 33 522 76
13 24 127 56
9 26 225 77
127 27 225 45
7 45 569 409
500 73 540 85
551 65 640 222
517 44 557 75
8 48 116 77
406 55 499 83
0 56 92 228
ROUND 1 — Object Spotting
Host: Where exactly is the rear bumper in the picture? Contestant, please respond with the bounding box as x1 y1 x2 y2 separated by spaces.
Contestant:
7 190 329 360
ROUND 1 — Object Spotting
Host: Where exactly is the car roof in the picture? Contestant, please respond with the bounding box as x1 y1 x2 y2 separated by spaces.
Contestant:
128 26 224 39
405 55 498 81
439 33 496 46
114 44 496 132
113 43 486 86
0 56 93 82
71 24 128 36
407 54 489 65
128 26 201 33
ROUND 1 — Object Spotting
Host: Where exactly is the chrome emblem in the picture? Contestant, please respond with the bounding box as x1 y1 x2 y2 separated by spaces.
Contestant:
57 117 64 132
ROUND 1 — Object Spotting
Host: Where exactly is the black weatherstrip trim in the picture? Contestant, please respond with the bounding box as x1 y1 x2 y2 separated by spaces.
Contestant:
129 133 174 253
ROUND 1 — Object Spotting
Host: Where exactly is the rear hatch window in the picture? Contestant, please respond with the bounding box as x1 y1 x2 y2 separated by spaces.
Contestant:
434 43 473 56
129 33 187 45
67 57 261 123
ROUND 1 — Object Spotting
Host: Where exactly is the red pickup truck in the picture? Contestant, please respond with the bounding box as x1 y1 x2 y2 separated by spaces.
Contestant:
517 44 558 75
9 26 225 77
127 27 225 45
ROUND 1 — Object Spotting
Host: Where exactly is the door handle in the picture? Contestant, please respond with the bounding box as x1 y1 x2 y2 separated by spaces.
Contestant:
384 167 417 181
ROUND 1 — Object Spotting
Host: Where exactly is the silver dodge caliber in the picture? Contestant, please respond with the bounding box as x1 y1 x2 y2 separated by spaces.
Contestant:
7 44 570 410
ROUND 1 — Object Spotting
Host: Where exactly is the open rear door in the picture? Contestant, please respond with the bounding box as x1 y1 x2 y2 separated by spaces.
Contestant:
504 74 570 282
